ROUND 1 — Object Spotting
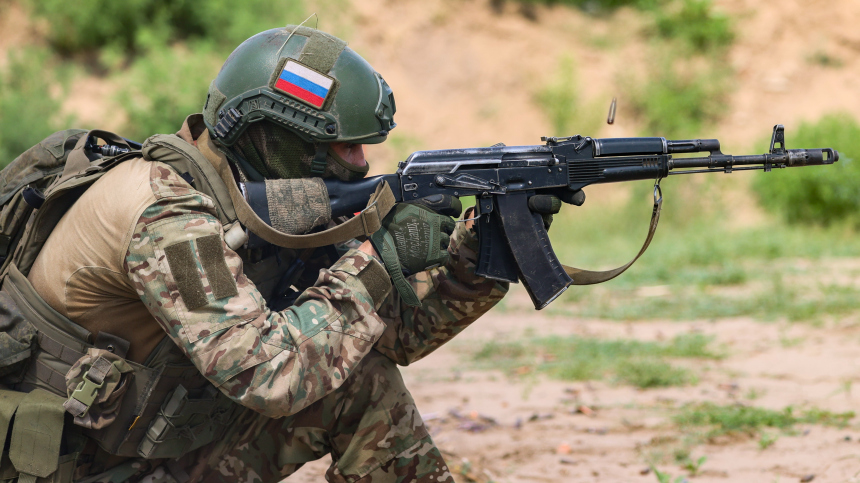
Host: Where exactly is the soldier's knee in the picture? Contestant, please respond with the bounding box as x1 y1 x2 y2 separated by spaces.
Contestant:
339 350 408 405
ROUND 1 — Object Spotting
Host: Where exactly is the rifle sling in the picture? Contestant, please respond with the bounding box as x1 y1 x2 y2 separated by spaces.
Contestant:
197 130 396 249
562 192 662 285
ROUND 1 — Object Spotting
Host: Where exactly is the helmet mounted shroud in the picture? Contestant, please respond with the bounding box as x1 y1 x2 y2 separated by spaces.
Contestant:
203 26 396 151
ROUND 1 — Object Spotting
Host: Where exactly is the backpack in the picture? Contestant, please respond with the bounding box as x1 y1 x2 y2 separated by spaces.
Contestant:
0 130 247 473
0 129 138 384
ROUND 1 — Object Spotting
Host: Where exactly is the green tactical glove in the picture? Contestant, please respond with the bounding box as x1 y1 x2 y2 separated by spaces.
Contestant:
370 195 461 306
528 194 562 230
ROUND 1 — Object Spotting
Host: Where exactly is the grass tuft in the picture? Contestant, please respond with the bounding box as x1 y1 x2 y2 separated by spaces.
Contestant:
616 358 694 387
674 402 855 438
473 333 721 388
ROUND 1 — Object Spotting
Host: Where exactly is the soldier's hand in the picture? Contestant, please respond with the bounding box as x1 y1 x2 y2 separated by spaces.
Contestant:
528 194 562 230
369 196 460 306
372 196 459 275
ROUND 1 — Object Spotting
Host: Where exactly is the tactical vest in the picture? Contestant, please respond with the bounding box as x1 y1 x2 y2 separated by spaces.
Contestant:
0 131 247 482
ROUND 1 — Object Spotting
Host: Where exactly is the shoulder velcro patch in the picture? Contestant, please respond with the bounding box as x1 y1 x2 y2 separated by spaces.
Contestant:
197 235 239 300
165 234 238 310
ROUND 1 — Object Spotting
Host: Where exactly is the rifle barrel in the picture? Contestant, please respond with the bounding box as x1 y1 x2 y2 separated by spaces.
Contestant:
669 148 838 171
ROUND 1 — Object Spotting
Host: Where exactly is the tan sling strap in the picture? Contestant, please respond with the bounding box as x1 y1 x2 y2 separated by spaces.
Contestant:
196 129 397 248
563 181 663 285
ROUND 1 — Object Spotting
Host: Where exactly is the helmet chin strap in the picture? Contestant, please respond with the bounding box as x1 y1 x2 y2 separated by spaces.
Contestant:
310 143 329 176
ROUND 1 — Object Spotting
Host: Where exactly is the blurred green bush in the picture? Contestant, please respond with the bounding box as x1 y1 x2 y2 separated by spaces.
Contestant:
118 45 222 141
535 57 582 136
531 0 734 139
17 0 307 141
26 0 304 56
654 0 733 53
753 114 860 226
627 59 729 138
510 0 659 12
0 49 70 166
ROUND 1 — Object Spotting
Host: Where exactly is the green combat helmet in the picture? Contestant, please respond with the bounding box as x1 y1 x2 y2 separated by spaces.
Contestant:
202 26 396 180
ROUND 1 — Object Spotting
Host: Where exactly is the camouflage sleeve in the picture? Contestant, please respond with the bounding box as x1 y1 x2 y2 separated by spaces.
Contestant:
124 166 392 418
372 217 509 365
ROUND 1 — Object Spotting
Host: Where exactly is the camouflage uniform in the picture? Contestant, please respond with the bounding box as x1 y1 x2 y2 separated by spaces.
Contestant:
41 120 507 481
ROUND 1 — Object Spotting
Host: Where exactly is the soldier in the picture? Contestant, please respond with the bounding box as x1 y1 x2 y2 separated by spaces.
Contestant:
1 26 509 482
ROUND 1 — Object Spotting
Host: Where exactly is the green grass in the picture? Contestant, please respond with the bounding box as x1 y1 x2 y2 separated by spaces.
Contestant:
626 57 730 138
510 0 658 13
644 403 853 472
535 57 582 137
564 279 860 322
757 431 778 449
534 56 604 138
674 402 855 438
473 333 722 388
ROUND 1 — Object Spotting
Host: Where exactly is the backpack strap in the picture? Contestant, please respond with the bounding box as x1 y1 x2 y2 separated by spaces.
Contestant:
142 134 238 227
59 130 134 185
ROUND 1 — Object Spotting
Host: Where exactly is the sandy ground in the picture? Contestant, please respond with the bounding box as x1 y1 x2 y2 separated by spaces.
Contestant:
289 286 860 482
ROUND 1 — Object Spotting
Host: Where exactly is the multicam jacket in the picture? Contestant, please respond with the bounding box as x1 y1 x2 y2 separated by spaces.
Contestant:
27 117 508 419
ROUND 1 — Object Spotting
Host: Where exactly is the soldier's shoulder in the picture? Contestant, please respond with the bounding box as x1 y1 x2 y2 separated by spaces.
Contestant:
148 160 197 200
94 155 194 201
134 158 218 225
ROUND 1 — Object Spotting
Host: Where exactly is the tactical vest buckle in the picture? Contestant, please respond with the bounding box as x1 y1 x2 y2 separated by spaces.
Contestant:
66 368 105 417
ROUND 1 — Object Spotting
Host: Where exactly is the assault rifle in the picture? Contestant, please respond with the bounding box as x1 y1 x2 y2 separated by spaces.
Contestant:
323 125 839 309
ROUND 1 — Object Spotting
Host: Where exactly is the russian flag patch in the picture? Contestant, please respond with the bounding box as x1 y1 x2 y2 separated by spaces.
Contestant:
273 60 334 109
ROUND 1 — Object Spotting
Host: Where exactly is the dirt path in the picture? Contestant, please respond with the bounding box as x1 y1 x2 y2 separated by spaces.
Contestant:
289 285 860 482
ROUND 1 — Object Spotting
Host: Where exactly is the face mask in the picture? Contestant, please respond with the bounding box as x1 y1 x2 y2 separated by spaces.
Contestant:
235 122 369 182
